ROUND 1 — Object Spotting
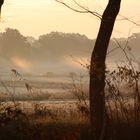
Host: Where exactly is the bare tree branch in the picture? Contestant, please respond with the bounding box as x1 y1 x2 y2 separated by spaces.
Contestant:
55 0 102 19
72 0 102 19
107 46 120 55
119 14 140 27
55 0 140 27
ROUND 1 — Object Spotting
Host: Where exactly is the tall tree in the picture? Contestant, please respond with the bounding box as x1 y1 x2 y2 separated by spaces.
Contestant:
89 0 121 139
56 0 121 139
0 0 122 139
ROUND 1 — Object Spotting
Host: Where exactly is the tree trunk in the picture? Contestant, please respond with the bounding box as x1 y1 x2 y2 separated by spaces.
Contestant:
89 0 121 139
0 0 4 15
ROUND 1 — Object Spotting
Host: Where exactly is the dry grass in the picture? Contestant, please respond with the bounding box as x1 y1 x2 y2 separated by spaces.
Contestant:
0 64 140 140
0 101 90 140
0 98 139 140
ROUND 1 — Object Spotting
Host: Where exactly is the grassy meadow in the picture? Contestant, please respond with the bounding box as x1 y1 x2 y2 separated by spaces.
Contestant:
0 68 140 140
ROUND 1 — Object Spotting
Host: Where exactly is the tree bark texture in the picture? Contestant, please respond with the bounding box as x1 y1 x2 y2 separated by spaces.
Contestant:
89 0 121 139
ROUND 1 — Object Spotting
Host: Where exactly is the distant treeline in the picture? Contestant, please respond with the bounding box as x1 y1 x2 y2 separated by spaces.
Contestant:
0 28 140 72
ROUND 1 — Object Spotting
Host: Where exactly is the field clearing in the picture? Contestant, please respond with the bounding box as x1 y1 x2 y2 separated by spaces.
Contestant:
2 100 79 113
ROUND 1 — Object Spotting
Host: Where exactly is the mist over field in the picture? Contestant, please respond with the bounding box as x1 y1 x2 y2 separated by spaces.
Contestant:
0 1 140 140
0 28 140 75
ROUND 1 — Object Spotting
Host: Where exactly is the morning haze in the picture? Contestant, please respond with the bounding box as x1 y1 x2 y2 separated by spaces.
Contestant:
0 28 140 74
0 1 140 140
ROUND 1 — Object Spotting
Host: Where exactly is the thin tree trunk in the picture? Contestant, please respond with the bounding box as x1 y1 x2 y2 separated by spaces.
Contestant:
0 0 4 16
89 0 121 139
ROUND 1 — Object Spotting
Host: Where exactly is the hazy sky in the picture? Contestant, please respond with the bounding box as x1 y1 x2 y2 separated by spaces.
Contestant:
1 0 140 39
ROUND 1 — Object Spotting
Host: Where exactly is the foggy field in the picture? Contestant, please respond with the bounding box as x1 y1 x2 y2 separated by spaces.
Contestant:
0 73 89 102
0 7 140 140
0 73 140 140
0 73 135 102
0 0 140 139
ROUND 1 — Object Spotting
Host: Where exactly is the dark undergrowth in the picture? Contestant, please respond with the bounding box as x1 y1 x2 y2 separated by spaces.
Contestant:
0 102 140 140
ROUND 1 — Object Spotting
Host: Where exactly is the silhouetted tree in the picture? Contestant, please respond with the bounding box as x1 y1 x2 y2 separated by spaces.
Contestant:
56 0 121 139
0 0 4 16
90 1 121 139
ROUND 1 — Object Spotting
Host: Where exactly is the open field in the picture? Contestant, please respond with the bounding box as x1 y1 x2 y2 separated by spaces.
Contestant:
0 98 139 140
0 73 140 140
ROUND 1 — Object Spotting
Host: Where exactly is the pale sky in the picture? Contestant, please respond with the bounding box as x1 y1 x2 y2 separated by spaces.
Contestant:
0 0 140 39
